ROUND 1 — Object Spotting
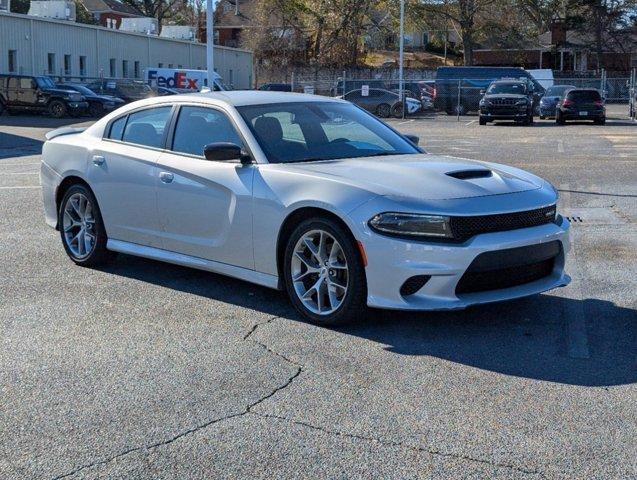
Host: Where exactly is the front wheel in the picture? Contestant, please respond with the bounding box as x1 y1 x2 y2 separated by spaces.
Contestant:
59 184 110 267
49 100 67 118
376 103 391 118
479 116 487 125
283 218 367 326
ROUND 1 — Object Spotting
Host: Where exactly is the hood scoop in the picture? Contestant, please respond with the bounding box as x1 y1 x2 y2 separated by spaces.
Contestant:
446 169 493 180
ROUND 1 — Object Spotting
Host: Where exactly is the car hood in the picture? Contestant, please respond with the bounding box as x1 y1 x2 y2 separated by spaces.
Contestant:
485 94 528 100
275 154 543 200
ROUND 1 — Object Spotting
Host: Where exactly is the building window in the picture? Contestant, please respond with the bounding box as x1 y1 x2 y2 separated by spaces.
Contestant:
79 56 86 77
122 60 128 78
158 62 163 68
168 64 173 68
8 50 17 73
47 53 56 74
64 54 71 75
134 61 140 78
109 58 116 77
178 64 182 68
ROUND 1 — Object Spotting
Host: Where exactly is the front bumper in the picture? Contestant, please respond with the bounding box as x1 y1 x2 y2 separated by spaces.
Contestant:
560 108 605 120
480 108 528 120
360 217 571 311
539 105 556 117
67 101 89 111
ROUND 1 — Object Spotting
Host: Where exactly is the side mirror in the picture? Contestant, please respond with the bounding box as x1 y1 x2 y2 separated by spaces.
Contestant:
203 142 251 164
405 134 419 146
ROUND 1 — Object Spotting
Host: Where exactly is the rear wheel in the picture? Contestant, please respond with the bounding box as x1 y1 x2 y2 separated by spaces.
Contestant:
58 184 110 267
376 103 391 118
556 111 565 125
283 218 366 326
89 102 103 117
479 116 487 125
594 117 606 125
391 102 405 118
49 100 67 118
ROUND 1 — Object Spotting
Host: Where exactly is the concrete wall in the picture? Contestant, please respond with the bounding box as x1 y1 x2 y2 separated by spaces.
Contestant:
0 12 253 88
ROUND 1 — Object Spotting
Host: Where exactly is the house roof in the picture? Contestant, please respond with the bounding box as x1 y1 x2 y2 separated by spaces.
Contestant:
80 0 143 16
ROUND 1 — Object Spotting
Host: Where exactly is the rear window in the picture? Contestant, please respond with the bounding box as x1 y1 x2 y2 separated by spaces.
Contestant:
567 90 601 102
108 116 127 140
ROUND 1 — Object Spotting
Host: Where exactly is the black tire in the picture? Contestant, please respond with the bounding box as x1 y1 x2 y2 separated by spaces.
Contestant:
556 112 565 125
376 103 391 118
89 102 103 117
58 184 110 267
391 102 405 118
283 217 367 326
594 117 606 125
479 116 487 125
49 100 67 118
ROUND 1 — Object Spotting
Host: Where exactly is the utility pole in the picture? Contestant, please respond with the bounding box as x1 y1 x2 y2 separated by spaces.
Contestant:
399 0 405 118
206 0 215 89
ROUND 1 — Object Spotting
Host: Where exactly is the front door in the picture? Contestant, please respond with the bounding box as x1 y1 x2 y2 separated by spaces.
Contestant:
155 105 254 269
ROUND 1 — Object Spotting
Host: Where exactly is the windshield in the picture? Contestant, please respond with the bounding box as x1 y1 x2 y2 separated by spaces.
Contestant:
36 76 56 89
68 85 95 96
487 83 527 95
237 102 419 164
118 82 152 96
546 85 574 97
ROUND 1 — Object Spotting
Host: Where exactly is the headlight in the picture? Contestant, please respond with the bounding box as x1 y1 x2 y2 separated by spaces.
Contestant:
369 212 453 238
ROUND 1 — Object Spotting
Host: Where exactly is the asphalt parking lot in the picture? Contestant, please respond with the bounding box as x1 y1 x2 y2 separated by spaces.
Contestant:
1 108 636 479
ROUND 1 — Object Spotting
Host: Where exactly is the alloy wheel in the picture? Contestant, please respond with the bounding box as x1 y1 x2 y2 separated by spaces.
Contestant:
62 192 96 259
291 229 349 315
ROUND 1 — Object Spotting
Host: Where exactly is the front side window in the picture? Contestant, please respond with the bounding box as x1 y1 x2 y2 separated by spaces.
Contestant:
121 106 172 148
238 101 419 164
172 106 244 156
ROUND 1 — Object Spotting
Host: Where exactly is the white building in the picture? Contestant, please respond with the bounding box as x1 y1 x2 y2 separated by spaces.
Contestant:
0 11 254 88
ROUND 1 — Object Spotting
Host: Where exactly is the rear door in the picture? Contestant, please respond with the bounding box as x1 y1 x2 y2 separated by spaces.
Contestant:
19 77 38 106
154 104 254 268
88 105 172 247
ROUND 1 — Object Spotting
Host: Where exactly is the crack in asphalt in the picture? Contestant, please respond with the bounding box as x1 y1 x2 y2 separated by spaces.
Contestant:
247 411 545 478
53 314 544 479
52 315 302 480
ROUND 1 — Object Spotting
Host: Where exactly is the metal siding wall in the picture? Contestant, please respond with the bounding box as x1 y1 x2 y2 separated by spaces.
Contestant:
0 15 33 74
0 13 253 87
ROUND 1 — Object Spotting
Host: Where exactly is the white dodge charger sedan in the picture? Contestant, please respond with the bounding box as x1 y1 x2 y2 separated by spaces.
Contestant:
41 91 571 325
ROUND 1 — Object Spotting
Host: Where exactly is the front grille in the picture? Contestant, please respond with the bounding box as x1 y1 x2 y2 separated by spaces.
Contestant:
450 205 556 241
490 98 518 106
456 241 561 294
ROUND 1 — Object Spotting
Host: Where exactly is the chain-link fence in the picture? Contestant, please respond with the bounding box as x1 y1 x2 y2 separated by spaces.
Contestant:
284 70 636 119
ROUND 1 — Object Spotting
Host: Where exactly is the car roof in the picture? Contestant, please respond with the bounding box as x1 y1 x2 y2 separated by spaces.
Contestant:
189 90 347 106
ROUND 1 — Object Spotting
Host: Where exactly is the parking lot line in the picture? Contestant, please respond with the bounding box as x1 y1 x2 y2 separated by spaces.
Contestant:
0 185 41 189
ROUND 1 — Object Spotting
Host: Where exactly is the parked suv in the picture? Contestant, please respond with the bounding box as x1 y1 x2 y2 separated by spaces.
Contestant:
479 79 535 125
556 88 606 125
0 75 87 118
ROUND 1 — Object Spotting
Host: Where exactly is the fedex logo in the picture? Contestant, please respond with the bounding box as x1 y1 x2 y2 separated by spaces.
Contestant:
147 70 199 89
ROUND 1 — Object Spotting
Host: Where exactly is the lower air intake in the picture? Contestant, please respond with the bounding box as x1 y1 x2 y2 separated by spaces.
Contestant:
400 275 431 296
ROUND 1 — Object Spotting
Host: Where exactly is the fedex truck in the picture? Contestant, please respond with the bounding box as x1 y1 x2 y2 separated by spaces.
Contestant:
145 68 227 92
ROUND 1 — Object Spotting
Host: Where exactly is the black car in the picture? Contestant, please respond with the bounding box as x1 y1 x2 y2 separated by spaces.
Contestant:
435 66 544 115
56 83 125 117
556 89 606 125
539 85 576 119
86 79 155 103
258 83 292 92
0 75 88 118
479 79 535 125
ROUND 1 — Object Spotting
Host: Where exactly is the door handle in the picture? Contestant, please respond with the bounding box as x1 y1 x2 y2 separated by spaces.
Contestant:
159 171 174 184
92 155 105 166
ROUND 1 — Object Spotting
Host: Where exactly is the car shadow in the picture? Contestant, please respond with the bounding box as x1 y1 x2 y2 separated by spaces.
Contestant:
101 253 637 388
0 131 44 159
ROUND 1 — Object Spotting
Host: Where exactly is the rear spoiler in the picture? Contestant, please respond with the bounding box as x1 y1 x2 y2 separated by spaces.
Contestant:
45 127 87 141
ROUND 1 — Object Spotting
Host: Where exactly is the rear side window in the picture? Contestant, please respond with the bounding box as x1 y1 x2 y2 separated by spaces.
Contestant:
122 106 172 148
567 90 601 102
108 116 127 140
171 106 244 156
